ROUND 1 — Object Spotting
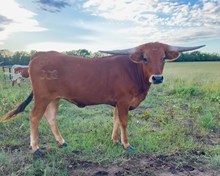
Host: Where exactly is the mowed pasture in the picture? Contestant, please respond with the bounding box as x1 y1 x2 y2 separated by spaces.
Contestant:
0 62 220 176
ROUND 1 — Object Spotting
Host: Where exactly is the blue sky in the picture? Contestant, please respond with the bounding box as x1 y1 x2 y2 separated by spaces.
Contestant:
0 0 219 53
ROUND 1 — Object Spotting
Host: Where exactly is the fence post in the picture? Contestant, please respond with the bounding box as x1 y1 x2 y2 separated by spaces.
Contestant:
3 66 6 80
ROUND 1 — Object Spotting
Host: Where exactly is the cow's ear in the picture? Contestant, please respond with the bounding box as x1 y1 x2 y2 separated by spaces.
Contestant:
165 51 181 62
130 50 143 63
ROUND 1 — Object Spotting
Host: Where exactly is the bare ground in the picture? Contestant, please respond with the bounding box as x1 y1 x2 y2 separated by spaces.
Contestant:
1 143 219 176
67 151 220 176
67 121 220 176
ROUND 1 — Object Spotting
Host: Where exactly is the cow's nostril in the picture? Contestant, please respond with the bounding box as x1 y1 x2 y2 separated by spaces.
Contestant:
151 75 163 84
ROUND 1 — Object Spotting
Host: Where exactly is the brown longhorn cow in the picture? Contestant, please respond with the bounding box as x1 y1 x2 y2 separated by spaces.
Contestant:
1 42 205 157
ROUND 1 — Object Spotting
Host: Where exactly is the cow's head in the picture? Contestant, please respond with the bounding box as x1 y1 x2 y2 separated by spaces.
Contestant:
14 67 20 74
99 42 205 84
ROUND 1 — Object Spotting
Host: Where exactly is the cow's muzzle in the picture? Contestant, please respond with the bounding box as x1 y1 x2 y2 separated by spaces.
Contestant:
149 75 164 84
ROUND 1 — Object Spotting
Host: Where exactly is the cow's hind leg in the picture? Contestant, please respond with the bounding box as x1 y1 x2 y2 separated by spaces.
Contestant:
112 107 120 144
44 99 67 148
30 98 50 157
117 103 135 151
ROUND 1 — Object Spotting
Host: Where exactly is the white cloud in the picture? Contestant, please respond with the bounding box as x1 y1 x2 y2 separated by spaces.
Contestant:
0 0 46 47
83 0 220 26
83 0 220 44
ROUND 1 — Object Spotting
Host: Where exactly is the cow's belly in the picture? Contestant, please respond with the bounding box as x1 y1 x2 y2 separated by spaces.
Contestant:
62 91 116 108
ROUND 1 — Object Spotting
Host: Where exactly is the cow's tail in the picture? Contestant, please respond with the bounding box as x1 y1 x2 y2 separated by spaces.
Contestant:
0 92 33 122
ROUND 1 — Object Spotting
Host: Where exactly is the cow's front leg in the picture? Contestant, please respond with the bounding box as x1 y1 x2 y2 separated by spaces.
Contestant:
112 107 119 144
117 103 133 149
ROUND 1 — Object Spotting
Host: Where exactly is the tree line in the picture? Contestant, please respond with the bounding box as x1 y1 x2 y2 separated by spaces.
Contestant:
0 49 219 66
175 51 220 62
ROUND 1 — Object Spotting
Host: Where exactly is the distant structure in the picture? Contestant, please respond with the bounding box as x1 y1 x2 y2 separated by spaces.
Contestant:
1 65 29 87
2 66 12 81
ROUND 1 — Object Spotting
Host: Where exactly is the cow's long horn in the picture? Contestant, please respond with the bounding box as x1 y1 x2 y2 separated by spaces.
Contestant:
169 45 206 52
99 47 136 55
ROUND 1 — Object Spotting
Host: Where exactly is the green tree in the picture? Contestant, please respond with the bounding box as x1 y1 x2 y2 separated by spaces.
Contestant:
0 49 220 66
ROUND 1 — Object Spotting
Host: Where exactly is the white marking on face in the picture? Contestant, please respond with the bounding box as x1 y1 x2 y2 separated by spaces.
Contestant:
149 75 153 83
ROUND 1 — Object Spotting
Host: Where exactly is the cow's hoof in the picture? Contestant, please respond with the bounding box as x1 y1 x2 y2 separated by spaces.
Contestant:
127 145 136 151
59 142 68 148
117 139 122 145
33 149 45 158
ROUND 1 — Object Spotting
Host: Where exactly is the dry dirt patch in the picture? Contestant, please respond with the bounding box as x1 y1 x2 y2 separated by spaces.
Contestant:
68 151 219 176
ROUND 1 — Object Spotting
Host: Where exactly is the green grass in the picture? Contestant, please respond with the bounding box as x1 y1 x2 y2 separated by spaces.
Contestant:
0 62 220 175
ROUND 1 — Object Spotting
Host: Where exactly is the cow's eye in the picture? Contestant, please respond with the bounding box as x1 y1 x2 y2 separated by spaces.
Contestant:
142 56 148 64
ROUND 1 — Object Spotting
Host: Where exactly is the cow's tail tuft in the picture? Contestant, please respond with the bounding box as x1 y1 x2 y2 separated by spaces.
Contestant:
0 92 33 122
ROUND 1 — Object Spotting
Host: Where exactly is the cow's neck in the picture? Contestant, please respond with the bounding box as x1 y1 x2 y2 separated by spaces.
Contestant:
133 63 151 94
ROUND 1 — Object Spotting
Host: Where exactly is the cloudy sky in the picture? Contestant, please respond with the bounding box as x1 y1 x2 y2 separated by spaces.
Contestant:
0 0 219 53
